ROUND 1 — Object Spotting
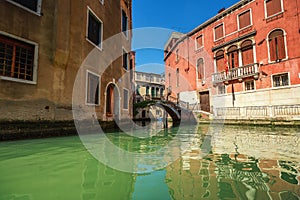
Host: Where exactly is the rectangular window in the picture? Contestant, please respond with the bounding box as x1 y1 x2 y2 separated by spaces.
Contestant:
214 24 224 41
238 10 251 30
272 73 289 87
218 85 226 94
86 71 100 105
197 58 204 80
195 35 203 49
122 10 128 36
176 49 179 62
265 0 283 18
123 49 128 70
87 9 103 48
7 0 41 14
0 34 36 82
245 80 255 91
123 89 129 109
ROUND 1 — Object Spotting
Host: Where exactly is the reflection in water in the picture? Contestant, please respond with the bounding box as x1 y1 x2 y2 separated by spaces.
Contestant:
0 124 299 199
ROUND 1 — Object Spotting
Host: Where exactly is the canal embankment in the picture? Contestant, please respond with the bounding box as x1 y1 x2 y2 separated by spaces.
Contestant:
0 120 120 141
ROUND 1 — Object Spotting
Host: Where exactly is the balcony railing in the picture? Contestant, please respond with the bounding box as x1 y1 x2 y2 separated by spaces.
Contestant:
212 63 259 84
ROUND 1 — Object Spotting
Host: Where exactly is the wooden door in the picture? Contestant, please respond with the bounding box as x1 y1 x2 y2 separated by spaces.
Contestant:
200 91 210 113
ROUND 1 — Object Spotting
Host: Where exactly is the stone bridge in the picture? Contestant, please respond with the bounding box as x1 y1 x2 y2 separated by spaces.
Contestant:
136 100 197 126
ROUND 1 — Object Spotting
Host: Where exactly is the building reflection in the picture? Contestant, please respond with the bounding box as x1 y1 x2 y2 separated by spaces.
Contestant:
165 125 300 200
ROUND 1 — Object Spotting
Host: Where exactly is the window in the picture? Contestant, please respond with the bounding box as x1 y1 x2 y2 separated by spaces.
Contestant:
123 49 128 70
122 10 128 37
245 80 255 91
272 73 289 87
265 0 283 18
123 89 129 109
227 45 239 69
214 24 224 41
215 50 225 72
268 29 286 62
241 40 254 66
238 10 251 30
86 71 100 105
7 0 42 15
176 68 179 87
176 49 179 62
195 35 203 49
87 9 103 48
218 85 226 94
197 58 204 80
0 34 37 83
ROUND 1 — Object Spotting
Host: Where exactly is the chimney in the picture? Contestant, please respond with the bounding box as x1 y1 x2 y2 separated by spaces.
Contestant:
218 7 225 14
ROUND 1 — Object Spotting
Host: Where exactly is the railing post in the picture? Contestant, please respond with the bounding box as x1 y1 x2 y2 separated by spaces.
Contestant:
269 106 274 118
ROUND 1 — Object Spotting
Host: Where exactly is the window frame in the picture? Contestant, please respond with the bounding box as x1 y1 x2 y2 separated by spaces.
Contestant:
196 58 205 80
195 34 204 50
0 31 38 84
176 68 180 87
123 88 129 110
6 0 42 16
214 23 225 41
217 85 226 95
271 72 290 88
86 70 100 106
244 80 255 91
264 0 284 19
121 9 129 38
237 9 253 31
86 7 103 50
267 29 288 63
122 47 129 71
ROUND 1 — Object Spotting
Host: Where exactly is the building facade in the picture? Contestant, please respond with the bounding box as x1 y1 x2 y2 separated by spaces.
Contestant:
0 0 134 122
165 0 300 120
134 71 165 120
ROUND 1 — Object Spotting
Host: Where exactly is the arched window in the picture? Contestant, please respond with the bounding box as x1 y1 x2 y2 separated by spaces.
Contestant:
197 58 204 80
268 29 286 62
215 50 225 72
241 40 254 66
227 45 239 69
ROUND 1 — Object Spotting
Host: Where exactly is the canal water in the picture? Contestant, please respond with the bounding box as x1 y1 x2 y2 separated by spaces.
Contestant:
0 124 299 200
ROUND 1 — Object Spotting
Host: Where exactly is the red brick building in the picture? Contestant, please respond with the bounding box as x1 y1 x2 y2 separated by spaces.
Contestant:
165 0 300 119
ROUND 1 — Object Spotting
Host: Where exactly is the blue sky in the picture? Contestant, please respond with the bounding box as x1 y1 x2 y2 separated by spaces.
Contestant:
132 0 239 74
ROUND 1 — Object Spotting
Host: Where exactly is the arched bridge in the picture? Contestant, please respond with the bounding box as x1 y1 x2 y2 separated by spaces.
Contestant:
134 100 197 126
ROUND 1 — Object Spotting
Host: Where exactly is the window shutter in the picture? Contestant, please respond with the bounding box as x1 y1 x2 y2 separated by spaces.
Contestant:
266 0 282 17
196 35 203 48
277 35 286 60
239 10 251 29
216 57 225 72
197 58 204 79
242 48 254 66
215 25 224 40
269 38 276 61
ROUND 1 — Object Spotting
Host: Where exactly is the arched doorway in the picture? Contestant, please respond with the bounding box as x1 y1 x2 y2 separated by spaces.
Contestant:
106 83 120 120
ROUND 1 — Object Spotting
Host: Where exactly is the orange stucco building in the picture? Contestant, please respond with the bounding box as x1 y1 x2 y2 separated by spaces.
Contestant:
165 0 300 120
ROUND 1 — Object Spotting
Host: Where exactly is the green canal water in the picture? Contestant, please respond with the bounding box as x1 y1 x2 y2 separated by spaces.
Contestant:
0 124 299 200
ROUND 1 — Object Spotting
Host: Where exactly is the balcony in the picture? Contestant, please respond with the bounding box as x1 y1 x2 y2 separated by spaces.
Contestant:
212 63 259 85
